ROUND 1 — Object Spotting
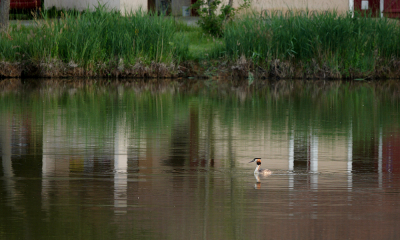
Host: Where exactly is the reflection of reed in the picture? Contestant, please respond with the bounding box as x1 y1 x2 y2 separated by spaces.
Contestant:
0 78 22 92
2 79 400 102
1 79 400 239
375 80 400 99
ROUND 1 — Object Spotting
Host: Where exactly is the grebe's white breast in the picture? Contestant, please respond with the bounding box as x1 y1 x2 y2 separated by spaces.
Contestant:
249 158 272 176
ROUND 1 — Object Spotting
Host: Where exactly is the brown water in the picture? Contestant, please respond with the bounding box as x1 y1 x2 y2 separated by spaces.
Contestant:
1 79 400 239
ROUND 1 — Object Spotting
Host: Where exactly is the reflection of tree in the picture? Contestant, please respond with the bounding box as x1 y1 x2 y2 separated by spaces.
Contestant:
227 110 243 240
165 101 209 168
3 80 400 239
352 136 377 173
202 104 213 239
293 133 308 171
203 103 215 166
164 117 189 167
189 103 199 167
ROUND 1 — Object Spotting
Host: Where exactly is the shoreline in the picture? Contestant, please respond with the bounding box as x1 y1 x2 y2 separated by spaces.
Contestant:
2 58 400 80
3 10 400 80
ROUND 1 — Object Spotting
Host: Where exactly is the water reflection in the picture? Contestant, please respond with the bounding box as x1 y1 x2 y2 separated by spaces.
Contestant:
114 113 128 214
379 126 383 189
348 121 353 205
1 79 400 239
0 114 14 209
309 132 318 190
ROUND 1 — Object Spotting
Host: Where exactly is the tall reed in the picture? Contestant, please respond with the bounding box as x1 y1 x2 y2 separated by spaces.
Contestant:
224 11 400 74
0 5 189 67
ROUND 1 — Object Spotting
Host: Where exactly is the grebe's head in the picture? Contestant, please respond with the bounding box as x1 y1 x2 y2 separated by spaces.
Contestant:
249 158 262 165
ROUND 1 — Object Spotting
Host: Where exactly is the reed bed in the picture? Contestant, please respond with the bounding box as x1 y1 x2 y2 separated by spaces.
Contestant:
0 6 188 71
2 8 400 79
224 11 400 78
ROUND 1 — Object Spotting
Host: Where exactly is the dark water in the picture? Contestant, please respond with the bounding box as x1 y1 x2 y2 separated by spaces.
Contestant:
1 79 400 239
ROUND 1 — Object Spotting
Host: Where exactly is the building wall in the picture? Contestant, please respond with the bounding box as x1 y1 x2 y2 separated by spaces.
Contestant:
44 0 349 15
238 0 349 13
120 0 147 14
44 0 120 11
170 0 350 16
172 0 191 16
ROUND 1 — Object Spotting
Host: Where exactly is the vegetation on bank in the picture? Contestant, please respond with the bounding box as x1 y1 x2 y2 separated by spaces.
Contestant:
1 6 189 78
224 11 400 79
1 7 400 79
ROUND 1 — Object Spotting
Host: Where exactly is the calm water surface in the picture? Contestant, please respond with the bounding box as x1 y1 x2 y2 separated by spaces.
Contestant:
1 79 400 239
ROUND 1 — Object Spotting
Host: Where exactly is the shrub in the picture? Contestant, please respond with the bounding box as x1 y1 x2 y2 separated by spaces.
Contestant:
191 0 250 37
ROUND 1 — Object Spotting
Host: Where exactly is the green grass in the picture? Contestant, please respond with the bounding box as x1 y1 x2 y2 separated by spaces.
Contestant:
1 5 188 67
223 10 400 76
174 21 225 60
3 8 400 78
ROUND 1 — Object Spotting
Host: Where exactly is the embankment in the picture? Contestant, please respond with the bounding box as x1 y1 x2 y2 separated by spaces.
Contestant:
2 9 400 80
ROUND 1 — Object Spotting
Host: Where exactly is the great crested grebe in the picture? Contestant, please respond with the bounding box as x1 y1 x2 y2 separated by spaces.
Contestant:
249 158 272 176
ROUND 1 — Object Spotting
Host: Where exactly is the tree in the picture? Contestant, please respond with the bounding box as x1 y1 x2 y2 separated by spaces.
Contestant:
191 0 250 37
0 0 11 32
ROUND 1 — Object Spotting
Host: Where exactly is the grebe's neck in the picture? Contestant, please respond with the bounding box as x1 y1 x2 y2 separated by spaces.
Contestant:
254 165 261 174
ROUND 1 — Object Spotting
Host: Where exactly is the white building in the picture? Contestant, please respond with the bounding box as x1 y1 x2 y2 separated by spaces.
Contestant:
44 0 147 15
44 0 394 17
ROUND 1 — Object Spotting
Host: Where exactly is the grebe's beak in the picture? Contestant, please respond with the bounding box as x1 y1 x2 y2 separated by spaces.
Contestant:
248 158 260 163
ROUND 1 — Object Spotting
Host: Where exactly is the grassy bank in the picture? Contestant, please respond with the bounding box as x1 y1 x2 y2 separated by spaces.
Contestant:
224 11 400 79
1 6 188 77
1 8 400 79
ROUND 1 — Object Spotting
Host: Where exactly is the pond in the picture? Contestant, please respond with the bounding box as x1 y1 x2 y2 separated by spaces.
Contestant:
1 79 400 239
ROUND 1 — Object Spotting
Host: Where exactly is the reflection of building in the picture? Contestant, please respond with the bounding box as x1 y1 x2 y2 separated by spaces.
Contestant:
43 0 193 16
42 0 399 17
44 0 145 15
382 130 400 174
2 87 400 239
380 128 400 192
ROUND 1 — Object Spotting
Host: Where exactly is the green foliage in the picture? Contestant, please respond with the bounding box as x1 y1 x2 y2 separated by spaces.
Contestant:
0 5 189 66
43 6 82 19
191 0 250 37
3 7 400 77
1 80 400 144
176 28 225 60
224 10 400 73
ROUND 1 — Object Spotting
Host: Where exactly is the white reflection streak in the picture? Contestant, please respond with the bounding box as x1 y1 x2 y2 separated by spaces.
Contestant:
347 122 353 205
378 126 383 189
310 133 318 190
309 131 318 219
288 129 294 216
42 138 52 212
288 130 294 190
114 116 128 214
42 114 59 213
